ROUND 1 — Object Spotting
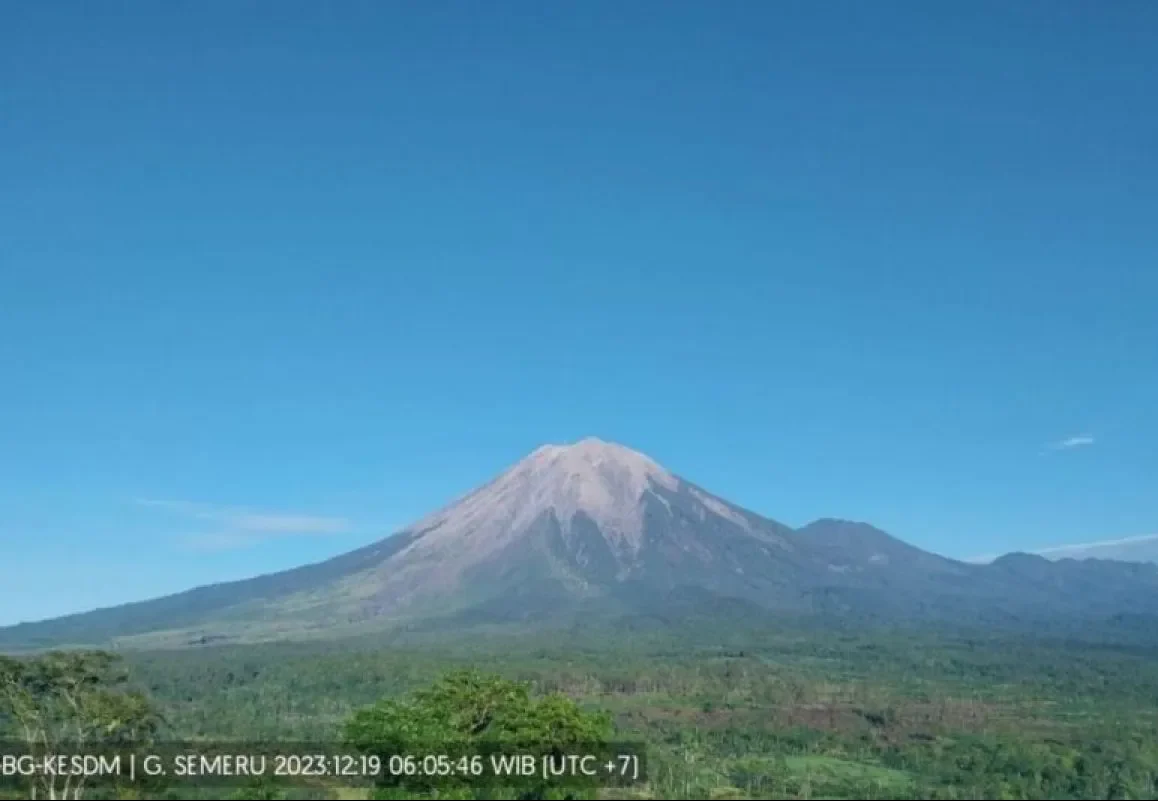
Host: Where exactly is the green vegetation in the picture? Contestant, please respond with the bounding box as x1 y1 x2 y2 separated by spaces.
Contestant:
4 622 1158 799
0 651 163 799
344 670 612 799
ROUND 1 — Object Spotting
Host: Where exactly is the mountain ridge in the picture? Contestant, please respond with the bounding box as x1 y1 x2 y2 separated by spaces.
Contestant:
3 438 1156 649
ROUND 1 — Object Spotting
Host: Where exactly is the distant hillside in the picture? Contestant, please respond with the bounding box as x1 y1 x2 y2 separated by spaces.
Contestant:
4 438 1157 650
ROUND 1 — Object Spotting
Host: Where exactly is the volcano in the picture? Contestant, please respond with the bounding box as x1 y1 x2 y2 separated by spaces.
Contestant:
4 438 1158 648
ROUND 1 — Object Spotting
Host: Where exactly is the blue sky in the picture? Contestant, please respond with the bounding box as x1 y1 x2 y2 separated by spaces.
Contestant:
1 2 1155 625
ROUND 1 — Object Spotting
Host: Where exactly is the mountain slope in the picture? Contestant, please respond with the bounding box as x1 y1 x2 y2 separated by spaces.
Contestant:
3 438 1156 649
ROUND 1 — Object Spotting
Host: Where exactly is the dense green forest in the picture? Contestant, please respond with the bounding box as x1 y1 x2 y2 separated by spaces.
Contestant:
5 621 1158 799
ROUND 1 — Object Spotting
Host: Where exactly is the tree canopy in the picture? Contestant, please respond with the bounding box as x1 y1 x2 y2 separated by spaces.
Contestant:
343 669 613 799
0 650 163 800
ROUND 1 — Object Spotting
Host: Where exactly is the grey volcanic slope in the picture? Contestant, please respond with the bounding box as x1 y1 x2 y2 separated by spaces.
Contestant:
0 529 422 648
3 438 1157 648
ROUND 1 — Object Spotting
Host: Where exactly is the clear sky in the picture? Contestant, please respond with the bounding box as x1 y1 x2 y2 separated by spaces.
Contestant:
2 2 1155 625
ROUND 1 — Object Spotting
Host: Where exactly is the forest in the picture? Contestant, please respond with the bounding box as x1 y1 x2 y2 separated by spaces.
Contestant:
3 619 1158 799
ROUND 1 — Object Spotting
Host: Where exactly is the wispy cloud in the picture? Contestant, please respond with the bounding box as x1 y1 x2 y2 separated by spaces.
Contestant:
969 532 1158 564
962 552 999 564
134 498 353 550
1048 434 1096 451
1032 532 1158 557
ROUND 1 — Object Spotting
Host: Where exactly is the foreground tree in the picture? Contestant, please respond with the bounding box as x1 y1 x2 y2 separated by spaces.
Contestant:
0 650 163 800
344 669 614 800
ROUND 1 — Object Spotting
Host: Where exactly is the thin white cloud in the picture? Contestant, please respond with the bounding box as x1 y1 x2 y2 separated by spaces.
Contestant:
969 532 1158 564
962 553 998 564
1033 532 1158 557
134 497 353 549
1048 435 1095 451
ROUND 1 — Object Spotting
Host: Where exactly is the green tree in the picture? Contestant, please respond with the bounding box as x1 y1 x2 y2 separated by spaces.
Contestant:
0 651 163 800
343 670 613 800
